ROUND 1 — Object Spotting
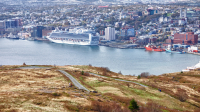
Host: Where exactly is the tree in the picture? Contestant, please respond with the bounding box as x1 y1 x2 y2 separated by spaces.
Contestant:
81 71 84 75
171 13 180 18
129 99 139 112
137 75 141 79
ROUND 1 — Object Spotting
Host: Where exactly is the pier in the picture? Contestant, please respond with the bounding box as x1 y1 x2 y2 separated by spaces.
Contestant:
186 51 200 56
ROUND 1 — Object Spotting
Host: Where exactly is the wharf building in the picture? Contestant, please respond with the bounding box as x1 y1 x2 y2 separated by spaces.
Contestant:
105 27 115 40
42 26 55 38
5 19 22 29
0 18 22 34
173 32 198 45
31 26 45 38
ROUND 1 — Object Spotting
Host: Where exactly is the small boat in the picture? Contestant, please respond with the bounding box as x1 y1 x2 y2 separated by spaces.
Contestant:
166 45 185 54
27 37 35 41
145 44 165 52
166 49 186 54
6 33 19 39
19 37 25 40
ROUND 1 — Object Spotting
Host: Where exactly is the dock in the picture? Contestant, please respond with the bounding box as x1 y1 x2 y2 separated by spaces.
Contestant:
186 51 200 56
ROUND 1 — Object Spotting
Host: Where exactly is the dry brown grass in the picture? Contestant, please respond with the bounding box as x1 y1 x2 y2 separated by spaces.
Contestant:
90 100 130 112
140 70 200 110
0 66 75 111
1 65 199 112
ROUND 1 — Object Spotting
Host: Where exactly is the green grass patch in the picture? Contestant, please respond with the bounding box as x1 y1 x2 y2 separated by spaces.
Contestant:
86 80 111 87
167 13 172 17
89 72 148 87
122 86 161 100
80 77 83 81
72 65 89 70
162 109 170 112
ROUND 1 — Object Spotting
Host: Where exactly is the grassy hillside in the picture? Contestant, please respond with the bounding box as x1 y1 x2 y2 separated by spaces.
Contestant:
0 65 200 112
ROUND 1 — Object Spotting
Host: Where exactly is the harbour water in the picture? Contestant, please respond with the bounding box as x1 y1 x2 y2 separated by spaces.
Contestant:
0 38 199 75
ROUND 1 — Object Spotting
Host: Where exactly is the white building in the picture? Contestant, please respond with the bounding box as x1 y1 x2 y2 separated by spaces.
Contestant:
105 27 115 40
180 8 187 18
159 16 171 23
178 19 186 25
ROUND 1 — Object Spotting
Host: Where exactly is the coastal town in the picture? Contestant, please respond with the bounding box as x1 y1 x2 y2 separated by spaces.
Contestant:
0 1 200 53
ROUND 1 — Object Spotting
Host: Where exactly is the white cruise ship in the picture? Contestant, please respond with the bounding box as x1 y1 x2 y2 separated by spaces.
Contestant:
46 28 99 45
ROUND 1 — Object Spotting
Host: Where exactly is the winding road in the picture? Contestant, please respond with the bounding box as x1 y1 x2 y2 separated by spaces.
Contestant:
89 73 148 88
18 66 175 99
19 66 146 91
58 70 90 92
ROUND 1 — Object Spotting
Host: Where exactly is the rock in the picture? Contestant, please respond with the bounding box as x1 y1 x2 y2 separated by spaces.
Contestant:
92 91 98 93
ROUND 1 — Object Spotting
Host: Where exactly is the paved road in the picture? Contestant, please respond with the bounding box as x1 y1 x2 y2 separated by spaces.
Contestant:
58 70 90 92
89 72 147 88
90 72 175 99
114 79 147 87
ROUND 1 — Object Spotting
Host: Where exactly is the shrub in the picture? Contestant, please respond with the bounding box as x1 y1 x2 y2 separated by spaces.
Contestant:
146 102 161 112
52 93 60 97
176 89 188 102
91 101 130 112
126 83 130 88
137 75 141 79
129 99 139 112
103 93 131 106
81 71 84 75
23 62 26 65
84 72 90 76
138 102 162 112
64 103 79 111
102 67 110 72
140 72 150 78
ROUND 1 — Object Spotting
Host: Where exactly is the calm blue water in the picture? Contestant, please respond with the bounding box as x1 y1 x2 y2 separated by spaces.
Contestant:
0 38 199 75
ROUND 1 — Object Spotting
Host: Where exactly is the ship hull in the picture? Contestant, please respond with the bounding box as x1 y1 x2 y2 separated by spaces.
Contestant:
145 47 165 52
145 47 153 51
47 36 98 45
166 49 185 54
